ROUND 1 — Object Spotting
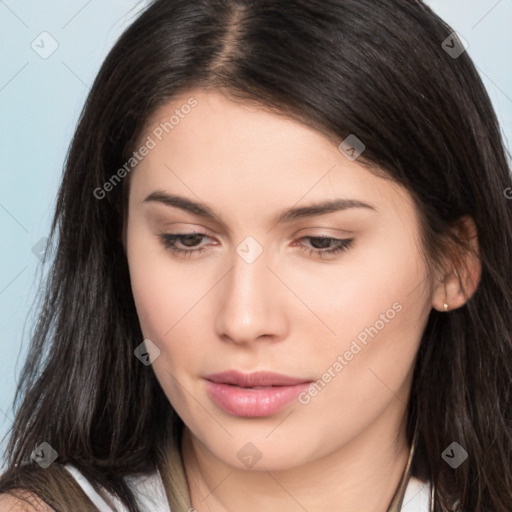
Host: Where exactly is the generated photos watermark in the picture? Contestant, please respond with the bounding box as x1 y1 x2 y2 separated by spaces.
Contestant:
298 301 403 405
442 441 469 469
441 31 468 59
338 134 365 161
31 442 58 469
134 339 161 366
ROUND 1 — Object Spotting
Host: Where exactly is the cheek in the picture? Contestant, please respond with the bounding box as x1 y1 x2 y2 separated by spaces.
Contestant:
126 223 200 339
297 224 427 348
126 226 205 414
305 224 424 360
299 232 430 420
126 221 213 391
127 239 170 340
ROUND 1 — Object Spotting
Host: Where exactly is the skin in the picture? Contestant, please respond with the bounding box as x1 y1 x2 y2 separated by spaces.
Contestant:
0 491 55 511
125 89 480 512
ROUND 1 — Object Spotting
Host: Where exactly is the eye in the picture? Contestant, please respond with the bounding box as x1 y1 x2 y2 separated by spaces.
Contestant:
158 232 211 257
295 236 355 259
158 233 355 259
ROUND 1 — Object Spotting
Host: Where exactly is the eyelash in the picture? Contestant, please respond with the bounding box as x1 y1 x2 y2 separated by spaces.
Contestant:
158 233 355 260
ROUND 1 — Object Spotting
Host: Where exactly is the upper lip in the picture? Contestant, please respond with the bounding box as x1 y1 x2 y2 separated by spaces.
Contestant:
204 370 312 387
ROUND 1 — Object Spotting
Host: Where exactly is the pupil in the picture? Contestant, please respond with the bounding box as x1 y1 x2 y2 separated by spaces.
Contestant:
182 234 201 247
311 237 331 249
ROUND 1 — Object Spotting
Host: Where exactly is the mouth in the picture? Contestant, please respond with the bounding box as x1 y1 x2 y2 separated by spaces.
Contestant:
203 370 313 417
204 370 311 387
226 385 274 389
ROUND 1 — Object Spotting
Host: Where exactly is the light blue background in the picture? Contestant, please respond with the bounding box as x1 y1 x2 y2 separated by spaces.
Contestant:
1 0 511 468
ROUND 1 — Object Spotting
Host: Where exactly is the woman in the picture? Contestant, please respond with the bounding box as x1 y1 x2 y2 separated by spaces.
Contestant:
1 0 511 510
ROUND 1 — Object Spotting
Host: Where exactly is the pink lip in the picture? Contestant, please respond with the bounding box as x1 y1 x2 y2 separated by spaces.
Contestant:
204 370 312 417
204 370 311 387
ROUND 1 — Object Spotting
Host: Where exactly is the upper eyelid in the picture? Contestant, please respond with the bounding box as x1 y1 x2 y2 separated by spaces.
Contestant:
160 231 348 238
157 224 355 238
161 232 351 246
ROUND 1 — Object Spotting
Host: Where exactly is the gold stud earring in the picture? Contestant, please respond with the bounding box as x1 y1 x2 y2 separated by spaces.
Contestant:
443 302 449 311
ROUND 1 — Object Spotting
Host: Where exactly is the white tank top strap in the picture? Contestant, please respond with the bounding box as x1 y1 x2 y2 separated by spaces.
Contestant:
62 463 171 512
400 476 432 511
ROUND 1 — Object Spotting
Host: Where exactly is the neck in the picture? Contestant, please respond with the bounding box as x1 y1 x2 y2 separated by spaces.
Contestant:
181 403 411 512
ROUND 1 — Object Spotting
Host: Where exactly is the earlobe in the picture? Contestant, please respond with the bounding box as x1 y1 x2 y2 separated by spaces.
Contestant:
432 215 481 312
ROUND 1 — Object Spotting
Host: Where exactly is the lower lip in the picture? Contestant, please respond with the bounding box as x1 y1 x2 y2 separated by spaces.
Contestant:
204 380 311 417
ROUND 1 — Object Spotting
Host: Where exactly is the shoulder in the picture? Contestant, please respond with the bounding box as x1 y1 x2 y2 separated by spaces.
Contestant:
0 490 55 512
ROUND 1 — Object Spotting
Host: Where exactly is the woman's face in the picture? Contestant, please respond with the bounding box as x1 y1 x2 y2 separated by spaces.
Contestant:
126 89 435 471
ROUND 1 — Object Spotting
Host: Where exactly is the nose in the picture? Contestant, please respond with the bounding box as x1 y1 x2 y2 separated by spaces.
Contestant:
214 247 289 346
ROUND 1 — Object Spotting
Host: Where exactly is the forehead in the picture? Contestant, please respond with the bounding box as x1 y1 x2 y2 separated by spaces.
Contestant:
130 89 415 226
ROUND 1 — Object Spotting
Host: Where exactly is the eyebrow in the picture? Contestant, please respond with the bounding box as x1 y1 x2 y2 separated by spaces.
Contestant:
143 191 377 224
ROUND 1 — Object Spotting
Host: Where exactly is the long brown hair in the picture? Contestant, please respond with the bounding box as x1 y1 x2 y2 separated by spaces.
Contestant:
1 0 511 510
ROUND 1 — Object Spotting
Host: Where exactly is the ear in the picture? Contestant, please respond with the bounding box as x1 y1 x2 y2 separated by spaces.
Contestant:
432 215 481 312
